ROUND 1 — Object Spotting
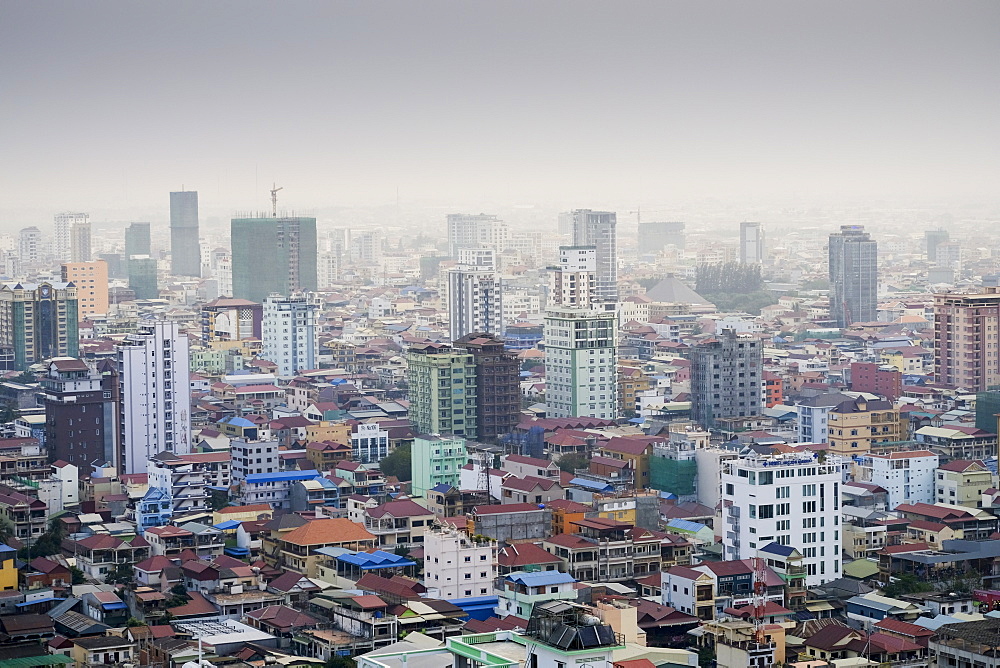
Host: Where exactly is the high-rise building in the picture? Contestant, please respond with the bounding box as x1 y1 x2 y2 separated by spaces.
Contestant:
54 213 87 261
99 253 124 279
169 191 201 276
262 294 317 377
0 282 79 370
118 321 191 474
18 226 42 268
128 256 159 300
125 222 151 259
739 221 765 264
61 260 108 319
571 209 617 305
638 221 686 252
446 213 509 257
934 288 1000 391
689 329 762 429
447 258 503 341
69 221 91 262
925 229 950 263
201 297 263 343
548 246 596 308
231 216 317 303
543 307 617 419
41 357 117 468
452 332 520 442
406 343 478 439
721 451 842 586
349 229 383 266
829 225 877 327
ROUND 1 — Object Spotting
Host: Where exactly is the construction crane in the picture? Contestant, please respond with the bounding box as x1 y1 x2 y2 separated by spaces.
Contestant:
270 183 283 217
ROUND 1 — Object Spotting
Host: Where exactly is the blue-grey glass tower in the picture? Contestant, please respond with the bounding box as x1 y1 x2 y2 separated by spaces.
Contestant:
231 216 318 303
829 225 878 328
170 191 201 277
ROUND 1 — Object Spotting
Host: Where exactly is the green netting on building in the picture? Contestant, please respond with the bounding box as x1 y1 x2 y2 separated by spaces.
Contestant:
976 388 1000 433
649 455 697 496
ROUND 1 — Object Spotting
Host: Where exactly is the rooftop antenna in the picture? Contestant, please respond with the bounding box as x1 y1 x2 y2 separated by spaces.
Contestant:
270 183 283 217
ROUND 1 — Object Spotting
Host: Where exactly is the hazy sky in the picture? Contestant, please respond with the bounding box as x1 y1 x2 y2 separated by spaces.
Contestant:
2 1 999 220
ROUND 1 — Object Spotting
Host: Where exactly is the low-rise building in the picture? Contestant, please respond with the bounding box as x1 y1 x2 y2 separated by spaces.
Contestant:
423 523 497 600
936 459 996 507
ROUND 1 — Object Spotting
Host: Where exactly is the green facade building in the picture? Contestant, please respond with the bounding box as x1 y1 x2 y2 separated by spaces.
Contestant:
406 342 478 439
0 282 79 371
231 216 317 303
128 256 159 300
411 434 468 498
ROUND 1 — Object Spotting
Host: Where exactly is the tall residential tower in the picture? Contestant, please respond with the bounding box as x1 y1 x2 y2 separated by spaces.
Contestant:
829 225 877 327
170 191 201 277
571 210 617 305
231 216 317 303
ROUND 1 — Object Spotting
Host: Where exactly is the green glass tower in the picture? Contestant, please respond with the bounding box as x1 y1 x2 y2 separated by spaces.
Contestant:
231 217 317 303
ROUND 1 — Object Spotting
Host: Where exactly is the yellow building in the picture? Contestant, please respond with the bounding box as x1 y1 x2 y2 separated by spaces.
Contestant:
305 421 351 445
0 545 17 591
828 397 905 456
936 459 997 508
618 362 654 413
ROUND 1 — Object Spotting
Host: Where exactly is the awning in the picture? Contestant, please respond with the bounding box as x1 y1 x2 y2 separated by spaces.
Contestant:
16 597 65 607
805 601 835 611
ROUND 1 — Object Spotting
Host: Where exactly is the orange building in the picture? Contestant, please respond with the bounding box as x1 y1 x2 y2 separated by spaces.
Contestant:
61 260 108 319
547 498 591 535
763 371 784 408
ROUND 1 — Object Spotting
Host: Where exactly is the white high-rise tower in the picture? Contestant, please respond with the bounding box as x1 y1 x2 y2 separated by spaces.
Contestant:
118 321 191 474
262 293 318 377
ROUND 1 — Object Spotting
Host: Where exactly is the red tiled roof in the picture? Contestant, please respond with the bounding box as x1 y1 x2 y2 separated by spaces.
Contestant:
497 543 562 568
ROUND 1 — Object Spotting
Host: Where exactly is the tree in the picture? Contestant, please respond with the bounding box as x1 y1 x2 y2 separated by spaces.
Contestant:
883 574 932 598
167 583 191 607
324 657 356 668
8 371 37 385
107 562 135 585
698 645 715 668
380 444 411 482
125 617 144 628
0 406 18 424
556 453 589 474
70 566 86 585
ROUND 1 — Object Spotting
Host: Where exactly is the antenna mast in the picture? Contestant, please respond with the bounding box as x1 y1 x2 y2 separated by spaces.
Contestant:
270 183 284 217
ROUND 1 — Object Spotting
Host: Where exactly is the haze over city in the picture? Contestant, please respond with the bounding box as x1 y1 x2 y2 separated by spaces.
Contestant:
3 0 1000 233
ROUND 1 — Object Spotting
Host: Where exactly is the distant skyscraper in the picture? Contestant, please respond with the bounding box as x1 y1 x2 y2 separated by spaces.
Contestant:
70 221 92 262
934 288 1000 392
638 222 686 252
118 321 191 474
925 229 949 263
447 254 503 341
690 329 763 429
571 209 617 305
548 246 596 309
62 260 108 320
125 222 151 259
262 293 318 377
739 222 765 264
828 225 878 328
543 306 617 419
54 213 87 261
231 216 317 303
446 214 509 257
18 226 42 268
0 282 79 370
128 256 159 300
169 191 201 276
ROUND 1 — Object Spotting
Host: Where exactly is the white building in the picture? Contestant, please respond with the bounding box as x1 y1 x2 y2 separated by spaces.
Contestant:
548 245 596 309
351 423 389 464
721 451 842 586
570 210 617 306
446 213 509 257
148 451 211 520
231 439 279 484
543 307 617 419
118 320 191 474
796 393 850 444
423 524 498 600
739 221 765 264
262 293 318 377
54 212 88 262
447 264 503 341
862 450 939 508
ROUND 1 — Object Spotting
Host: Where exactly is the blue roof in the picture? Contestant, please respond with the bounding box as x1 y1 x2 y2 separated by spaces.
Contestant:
666 518 707 533
100 601 128 610
506 571 576 586
245 469 320 484
336 550 416 569
225 547 251 557
760 541 796 557
17 597 65 607
213 520 241 530
220 416 256 427
568 478 614 491
429 483 454 493
0 545 17 554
